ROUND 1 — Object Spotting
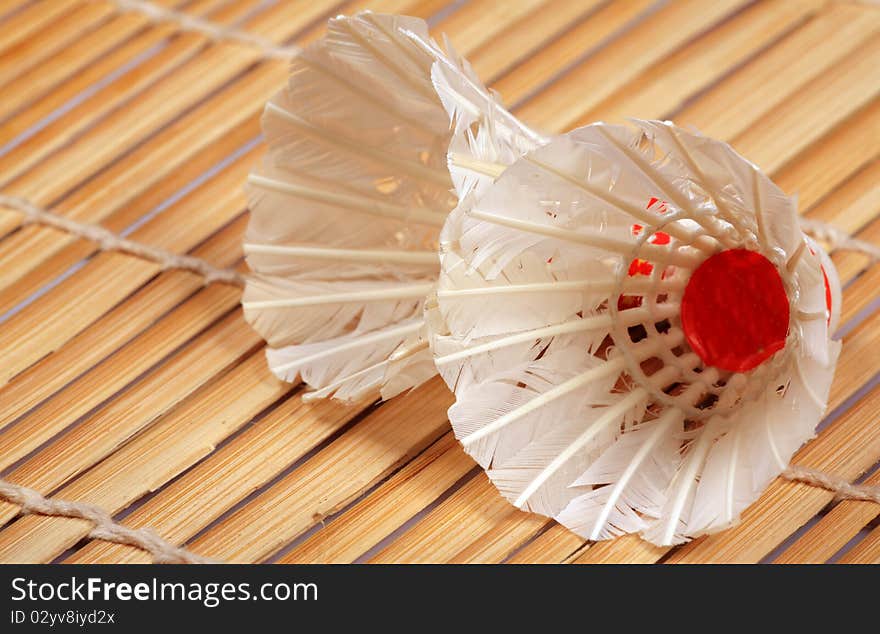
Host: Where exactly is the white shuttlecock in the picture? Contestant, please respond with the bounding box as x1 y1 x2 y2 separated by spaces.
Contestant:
243 12 841 546
429 119 841 545
241 12 539 402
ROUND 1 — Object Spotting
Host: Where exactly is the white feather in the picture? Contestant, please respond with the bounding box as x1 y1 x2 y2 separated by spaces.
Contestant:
793 245 834 366
437 248 608 339
633 120 800 256
266 318 423 400
242 277 425 347
686 339 839 537
447 342 620 468
641 421 719 546
557 409 683 540
243 12 537 401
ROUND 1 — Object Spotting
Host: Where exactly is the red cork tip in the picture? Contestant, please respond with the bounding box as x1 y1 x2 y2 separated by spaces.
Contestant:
681 249 790 373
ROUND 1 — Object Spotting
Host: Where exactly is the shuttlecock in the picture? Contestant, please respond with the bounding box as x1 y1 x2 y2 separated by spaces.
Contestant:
429 119 840 545
241 11 540 402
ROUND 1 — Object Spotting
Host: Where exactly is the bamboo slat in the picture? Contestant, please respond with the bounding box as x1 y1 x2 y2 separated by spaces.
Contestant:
775 101 880 215
0 0 80 56
729 38 880 174
515 0 752 131
574 0 826 126
0 216 247 437
0 1 31 21
490 0 654 105
774 467 880 563
809 159 880 235
369 473 514 563
0 352 292 563
506 523 585 564
466 0 605 81
69 391 373 564
837 524 880 563
294 0 449 43
0 143 255 386
0 104 257 318
449 510 548 563
836 243 880 324
0 9 280 291
675 1 880 139
432 0 548 57
0 0 116 87
0 308 260 518
0 0 267 194
574 533 666 564
0 0 216 135
280 433 475 564
187 378 454 562
0 0 878 565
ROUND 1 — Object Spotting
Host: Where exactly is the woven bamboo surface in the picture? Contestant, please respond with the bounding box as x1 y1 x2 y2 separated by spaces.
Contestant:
0 0 878 564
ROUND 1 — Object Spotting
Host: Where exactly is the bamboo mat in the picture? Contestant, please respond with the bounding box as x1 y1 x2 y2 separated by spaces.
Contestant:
0 0 878 564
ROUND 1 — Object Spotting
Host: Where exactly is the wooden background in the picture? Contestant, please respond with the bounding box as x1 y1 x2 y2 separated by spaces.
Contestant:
0 0 878 564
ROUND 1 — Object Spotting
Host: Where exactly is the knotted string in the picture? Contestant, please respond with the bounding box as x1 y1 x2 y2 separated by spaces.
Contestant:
783 465 880 504
0 479 214 564
108 0 302 59
799 217 880 262
1 195 245 286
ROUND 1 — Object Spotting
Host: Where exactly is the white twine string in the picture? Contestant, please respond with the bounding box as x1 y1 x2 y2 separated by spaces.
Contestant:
0 195 245 286
108 0 302 59
783 465 880 504
0 479 215 563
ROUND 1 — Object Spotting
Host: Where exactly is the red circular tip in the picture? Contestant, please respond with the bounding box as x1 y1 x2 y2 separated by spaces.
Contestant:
681 249 789 373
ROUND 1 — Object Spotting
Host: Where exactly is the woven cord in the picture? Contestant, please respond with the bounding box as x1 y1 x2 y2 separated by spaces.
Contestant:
0 479 215 563
800 217 880 261
108 0 302 59
0 194 245 286
783 465 880 504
